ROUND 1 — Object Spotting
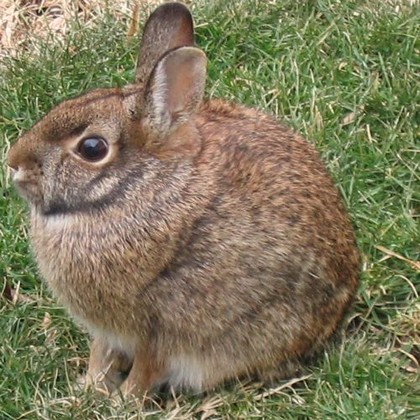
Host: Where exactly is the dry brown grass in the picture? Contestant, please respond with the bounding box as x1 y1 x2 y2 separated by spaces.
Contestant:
1 0 416 59
0 0 166 58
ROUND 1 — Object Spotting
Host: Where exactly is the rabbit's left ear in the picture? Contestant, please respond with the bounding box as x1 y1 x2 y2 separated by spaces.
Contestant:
142 46 207 137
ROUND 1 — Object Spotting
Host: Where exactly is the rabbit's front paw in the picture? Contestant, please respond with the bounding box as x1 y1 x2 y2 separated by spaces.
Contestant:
118 349 166 398
85 337 133 395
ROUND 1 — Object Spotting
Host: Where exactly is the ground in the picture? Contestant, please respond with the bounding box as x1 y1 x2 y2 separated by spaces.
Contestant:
0 0 418 418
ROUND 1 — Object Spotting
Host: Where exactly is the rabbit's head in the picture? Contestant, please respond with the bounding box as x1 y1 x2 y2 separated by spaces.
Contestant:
8 3 206 216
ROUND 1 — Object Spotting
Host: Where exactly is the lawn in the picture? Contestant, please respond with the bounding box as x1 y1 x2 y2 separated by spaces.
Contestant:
0 0 418 418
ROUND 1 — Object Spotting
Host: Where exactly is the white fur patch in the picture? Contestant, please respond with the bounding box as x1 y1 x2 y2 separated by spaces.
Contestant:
41 213 74 231
166 354 206 392
82 323 137 360
11 167 25 182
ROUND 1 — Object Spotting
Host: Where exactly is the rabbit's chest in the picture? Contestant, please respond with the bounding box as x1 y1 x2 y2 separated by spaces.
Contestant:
29 213 153 331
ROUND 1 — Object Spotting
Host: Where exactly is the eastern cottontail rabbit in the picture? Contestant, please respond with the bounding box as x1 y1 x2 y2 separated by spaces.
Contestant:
8 2 360 396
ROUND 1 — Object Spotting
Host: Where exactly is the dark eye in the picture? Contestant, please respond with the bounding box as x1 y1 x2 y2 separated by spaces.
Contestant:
77 137 109 162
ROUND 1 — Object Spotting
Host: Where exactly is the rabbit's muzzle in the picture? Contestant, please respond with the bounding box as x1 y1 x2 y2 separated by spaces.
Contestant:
8 156 44 206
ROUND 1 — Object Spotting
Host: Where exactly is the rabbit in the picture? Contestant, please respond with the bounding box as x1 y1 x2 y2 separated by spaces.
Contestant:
7 2 360 397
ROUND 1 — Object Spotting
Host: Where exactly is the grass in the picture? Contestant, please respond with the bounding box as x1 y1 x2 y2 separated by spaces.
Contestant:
1 0 419 418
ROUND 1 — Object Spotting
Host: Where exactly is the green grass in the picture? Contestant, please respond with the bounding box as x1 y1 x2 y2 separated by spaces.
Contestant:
1 0 419 418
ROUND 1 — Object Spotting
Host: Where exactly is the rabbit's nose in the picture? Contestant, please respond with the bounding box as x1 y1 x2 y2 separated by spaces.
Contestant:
8 161 18 171
8 138 43 169
7 143 22 172
7 149 19 171
7 159 30 184
8 166 17 181
10 167 25 183
7 140 38 174
8 147 31 183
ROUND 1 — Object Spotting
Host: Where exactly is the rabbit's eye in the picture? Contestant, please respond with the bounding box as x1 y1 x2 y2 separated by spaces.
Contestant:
77 137 108 162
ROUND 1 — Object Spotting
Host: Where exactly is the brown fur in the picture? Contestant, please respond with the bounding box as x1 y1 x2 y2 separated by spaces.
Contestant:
7 2 360 396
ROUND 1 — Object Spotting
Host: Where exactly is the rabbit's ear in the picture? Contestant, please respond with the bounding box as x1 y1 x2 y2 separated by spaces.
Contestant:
136 2 194 85
143 46 207 137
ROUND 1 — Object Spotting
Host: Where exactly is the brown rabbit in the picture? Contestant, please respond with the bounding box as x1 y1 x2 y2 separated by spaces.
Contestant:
7 2 360 396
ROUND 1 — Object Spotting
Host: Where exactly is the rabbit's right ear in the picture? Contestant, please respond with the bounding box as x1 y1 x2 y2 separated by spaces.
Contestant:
142 46 207 139
136 2 194 85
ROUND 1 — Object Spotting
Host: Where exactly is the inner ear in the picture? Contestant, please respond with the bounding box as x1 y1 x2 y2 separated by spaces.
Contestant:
143 46 207 136
136 2 194 86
